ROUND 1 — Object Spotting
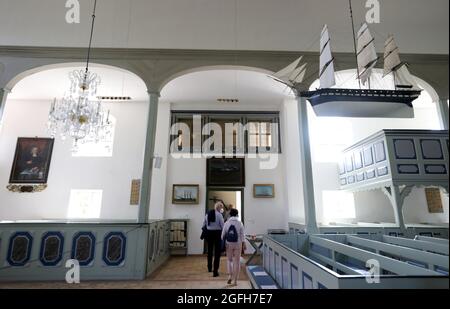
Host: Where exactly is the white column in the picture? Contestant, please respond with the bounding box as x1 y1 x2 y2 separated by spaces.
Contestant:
296 96 318 234
138 91 160 223
391 185 406 231
0 88 9 126
436 99 449 130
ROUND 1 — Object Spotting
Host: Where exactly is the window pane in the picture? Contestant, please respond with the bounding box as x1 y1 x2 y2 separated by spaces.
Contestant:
249 134 258 147
176 118 193 150
67 190 103 219
248 121 272 149
210 118 240 150
248 122 259 135
260 122 270 134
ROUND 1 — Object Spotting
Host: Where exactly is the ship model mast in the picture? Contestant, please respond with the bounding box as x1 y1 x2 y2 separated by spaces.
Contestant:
270 0 422 118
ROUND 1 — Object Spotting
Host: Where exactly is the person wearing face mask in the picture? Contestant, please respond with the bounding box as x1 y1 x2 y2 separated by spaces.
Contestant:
202 202 225 277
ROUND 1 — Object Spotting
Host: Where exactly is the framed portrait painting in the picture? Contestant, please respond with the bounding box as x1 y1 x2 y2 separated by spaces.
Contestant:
172 184 200 204
253 184 275 198
9 138 55 184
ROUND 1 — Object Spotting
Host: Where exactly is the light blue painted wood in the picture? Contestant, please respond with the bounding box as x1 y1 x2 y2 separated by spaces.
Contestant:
0 220 170 282
437 99 449 130
138 91 161 223
296 96 318 234
0 88 9 124
383 235 449 255
415 235 449 245
263 233 449 289
346 235 448 270
340 130 449 191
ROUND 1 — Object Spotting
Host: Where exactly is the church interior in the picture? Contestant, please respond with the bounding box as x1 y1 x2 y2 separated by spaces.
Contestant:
0 0 448 290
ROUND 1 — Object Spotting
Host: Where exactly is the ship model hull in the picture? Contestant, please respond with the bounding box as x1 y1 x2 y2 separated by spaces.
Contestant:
300 88 421 118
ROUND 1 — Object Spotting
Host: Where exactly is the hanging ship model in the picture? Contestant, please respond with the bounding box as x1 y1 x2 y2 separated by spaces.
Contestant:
270 1 422 118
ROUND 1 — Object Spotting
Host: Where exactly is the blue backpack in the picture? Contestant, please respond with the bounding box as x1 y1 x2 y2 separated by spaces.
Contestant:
226 225 238 243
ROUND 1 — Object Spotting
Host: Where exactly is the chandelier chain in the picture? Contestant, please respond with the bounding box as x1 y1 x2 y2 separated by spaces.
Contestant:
85 0 98 75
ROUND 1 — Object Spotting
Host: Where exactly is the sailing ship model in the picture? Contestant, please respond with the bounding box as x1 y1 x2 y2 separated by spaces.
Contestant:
269 56 308 88
271 2 422 118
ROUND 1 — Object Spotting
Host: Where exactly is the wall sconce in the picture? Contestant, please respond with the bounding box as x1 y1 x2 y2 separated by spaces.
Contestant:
154 155 163 169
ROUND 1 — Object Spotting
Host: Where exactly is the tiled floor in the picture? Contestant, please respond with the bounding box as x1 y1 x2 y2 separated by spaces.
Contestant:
0 256 252 289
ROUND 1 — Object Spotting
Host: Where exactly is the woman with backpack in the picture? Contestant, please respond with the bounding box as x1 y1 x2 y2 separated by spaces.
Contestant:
221 208 245 286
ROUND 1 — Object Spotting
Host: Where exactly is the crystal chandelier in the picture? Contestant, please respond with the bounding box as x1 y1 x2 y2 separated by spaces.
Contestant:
48 0 111 146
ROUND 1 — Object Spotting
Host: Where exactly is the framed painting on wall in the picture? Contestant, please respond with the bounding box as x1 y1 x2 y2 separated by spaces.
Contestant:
9 137 55 184
172 184 200 204
206 158 245 187
425 188 444 213
253 184 275 198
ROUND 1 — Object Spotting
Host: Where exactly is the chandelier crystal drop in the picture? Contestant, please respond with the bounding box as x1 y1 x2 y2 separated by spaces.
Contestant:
47 0 111 146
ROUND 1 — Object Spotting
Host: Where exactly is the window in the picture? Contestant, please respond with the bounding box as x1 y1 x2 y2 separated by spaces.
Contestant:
208 118 242 153
322 190 356 223
72 114 116 157
248 121 273 149
67 190 103 219
174 117 194 151
170 112 280 154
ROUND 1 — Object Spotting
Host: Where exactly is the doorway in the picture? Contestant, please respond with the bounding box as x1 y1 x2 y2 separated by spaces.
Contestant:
204 187 244 253
206 187 244 223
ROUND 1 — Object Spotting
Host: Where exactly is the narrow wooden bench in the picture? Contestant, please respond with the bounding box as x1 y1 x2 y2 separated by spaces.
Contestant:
246 266 279 289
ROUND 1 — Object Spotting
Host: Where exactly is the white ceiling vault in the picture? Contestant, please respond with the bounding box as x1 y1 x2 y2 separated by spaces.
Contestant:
0 0 448 54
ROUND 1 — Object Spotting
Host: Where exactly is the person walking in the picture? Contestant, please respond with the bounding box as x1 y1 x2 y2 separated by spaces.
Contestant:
221 208 245 286
203 202 224 277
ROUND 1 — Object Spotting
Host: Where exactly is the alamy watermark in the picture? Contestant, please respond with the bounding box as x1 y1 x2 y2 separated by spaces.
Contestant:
365 259 381 284
65 0 80 24
65 259 80 284
65 0 380 25
170 116 279 170
365 0 381 24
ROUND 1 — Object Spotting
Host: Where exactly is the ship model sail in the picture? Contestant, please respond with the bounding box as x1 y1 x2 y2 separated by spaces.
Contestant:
299 22 422 118
269 56 308 87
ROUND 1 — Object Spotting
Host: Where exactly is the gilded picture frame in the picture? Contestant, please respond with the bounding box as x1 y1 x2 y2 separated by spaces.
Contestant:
172 184 200 204
9 137 55 184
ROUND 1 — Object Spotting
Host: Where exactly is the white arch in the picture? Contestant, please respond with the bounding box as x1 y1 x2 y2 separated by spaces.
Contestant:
159 65 274 93
5 62 148 93
6 63 148 102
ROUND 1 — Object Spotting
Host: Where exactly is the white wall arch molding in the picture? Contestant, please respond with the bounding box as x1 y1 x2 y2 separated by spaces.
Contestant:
158 65 274 93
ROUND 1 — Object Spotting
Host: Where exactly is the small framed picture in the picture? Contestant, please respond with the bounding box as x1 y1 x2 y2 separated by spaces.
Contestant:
9 137 55 184
172 184 200 204
253 184 275 198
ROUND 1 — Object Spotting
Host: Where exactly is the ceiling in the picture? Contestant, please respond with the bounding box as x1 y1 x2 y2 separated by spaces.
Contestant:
0 0 448 54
